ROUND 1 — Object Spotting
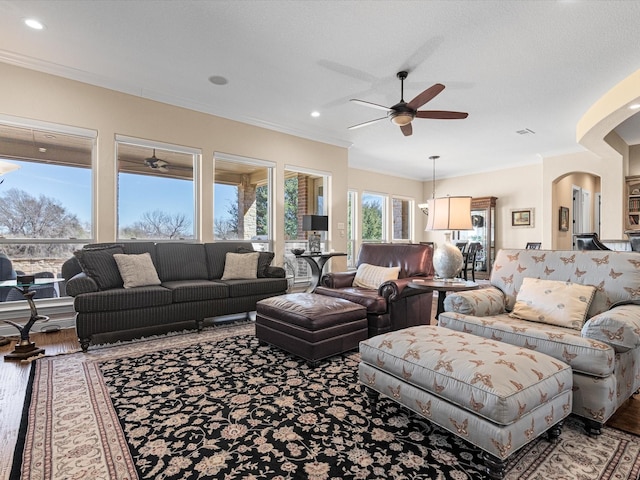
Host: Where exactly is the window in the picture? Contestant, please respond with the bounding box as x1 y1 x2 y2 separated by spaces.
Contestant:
362 192 386 243
0 117 94 302
392 197 412 241
117 137 198 240
347 190 357 268
213 154 274 249
283 166 330 286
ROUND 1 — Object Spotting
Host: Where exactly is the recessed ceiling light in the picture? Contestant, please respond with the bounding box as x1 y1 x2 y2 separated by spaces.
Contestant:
629 103 640 110
208 75 228 86
311 111 320 118
24 18 45 30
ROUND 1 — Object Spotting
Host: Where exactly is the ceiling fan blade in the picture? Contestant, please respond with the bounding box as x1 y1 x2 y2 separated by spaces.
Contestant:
348 117 387 130
416 110 469 119
350 99 391 112
400 123 413 136
407 83 445 110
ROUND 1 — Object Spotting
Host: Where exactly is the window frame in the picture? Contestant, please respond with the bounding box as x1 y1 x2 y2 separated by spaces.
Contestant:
115 135 201 242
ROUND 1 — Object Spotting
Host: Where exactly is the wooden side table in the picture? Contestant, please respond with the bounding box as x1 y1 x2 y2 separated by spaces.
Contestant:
408 279 479 319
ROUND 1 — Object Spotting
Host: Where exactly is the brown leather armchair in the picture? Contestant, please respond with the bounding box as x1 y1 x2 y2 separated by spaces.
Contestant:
315 243 434 337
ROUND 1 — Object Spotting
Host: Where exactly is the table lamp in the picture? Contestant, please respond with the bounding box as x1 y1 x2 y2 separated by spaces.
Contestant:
425 196 473 280
302 215 328 253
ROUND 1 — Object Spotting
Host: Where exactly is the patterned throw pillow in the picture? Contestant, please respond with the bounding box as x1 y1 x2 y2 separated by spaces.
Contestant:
113 253 161 288
509 277 596 330
74 245 124 290
236 247 275 278
221 252 259 280
353 263 401 289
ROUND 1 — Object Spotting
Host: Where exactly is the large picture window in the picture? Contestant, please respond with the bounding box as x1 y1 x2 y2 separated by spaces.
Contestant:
117 137 198 240
213 154 274 246
0 117 94 303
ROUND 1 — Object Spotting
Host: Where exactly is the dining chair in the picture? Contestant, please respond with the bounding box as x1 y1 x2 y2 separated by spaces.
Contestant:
461 242 482 281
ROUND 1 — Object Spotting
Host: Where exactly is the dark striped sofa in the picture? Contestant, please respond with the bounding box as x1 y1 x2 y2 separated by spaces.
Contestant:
62 242 287 351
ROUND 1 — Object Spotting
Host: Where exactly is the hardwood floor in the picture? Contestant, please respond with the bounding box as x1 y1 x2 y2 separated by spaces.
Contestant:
2 312 640 479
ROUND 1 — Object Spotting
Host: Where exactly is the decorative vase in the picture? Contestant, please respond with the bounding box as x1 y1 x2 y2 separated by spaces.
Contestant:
433 232 464 280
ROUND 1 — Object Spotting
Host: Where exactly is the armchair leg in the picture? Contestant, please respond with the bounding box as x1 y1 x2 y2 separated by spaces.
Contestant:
583 418 602 436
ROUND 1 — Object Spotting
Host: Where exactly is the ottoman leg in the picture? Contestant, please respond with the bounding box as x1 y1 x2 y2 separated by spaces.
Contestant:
481 452 506 480
365 387 379 413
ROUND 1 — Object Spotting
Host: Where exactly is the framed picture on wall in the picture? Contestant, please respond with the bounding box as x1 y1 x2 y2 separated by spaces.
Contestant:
559 206 569 231
511 208 534 228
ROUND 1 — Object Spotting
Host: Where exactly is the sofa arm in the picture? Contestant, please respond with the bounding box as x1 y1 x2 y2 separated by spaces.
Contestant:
265 265 286 278
320 271 356 288
443 286 507 316
581 303 640 353
65 272 99 297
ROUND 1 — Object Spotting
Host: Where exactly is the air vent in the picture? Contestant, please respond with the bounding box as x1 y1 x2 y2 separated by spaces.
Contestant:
516 128 535 135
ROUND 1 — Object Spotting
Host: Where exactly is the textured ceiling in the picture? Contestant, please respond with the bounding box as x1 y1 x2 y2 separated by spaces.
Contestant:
1 1 640 180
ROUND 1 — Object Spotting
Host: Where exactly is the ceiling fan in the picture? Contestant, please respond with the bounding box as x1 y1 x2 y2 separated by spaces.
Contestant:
348 71 468 136
144 149 170 172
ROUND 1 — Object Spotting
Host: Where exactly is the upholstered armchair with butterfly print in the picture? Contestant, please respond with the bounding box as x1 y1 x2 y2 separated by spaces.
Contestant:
439 248 640 435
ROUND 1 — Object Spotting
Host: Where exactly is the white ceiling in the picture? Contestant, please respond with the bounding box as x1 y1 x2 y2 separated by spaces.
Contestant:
1 0 640 181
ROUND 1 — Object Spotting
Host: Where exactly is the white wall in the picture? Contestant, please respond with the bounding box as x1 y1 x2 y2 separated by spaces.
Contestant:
422 163 543 250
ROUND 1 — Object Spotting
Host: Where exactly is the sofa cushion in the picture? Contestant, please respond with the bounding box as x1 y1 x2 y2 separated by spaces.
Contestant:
161 279 229 303
113 253 162 288
73 285 173 313
437 312 615 377
222 252 259 280
510 278 596 330
222 277 288 298
155 243 209 282
353 263 400 289
74 245 124 291
314 286 387 315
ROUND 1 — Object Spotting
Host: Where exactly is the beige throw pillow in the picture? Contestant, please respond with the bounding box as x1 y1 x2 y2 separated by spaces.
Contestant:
221 252 259 280
113 252 161 288
509 277 596 330
353 263 401 289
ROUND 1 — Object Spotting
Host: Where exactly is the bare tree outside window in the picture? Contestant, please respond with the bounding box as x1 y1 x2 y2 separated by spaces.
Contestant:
120 210 191 240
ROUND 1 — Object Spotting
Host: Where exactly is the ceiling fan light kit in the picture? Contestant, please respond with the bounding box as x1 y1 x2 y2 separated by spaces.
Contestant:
349 70 468 136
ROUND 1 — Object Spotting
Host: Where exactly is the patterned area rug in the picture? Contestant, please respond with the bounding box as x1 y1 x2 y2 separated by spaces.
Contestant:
11 323 640 480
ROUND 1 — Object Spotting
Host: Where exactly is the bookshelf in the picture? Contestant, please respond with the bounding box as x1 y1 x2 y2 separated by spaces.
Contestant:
626 175 640 230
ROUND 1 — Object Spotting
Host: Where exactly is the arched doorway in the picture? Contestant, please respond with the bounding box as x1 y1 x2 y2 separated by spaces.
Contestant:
552 171 601 250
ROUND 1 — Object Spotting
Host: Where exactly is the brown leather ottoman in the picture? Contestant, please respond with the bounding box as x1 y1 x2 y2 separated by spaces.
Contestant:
256 293 368 367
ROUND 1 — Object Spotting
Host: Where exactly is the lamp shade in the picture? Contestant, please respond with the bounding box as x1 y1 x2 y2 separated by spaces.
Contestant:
302 215 328 232
425 196 473 231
